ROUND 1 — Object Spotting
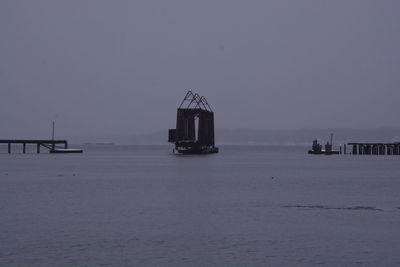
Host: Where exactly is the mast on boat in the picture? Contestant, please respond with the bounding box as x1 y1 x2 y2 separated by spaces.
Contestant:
52 121 55 141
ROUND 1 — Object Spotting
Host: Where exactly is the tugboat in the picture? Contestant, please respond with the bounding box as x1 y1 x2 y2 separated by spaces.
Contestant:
308 134 340 155
168 91 219 154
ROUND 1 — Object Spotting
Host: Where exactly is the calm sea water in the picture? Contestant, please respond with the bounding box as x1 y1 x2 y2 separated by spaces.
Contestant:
1 145 400 266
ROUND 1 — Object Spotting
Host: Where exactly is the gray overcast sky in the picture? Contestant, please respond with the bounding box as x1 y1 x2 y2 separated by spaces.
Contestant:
1 0 399 138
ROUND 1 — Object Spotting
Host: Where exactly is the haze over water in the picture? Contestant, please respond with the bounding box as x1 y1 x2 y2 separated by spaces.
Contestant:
1 1 400 266
1 1 400 138
1 145 400 266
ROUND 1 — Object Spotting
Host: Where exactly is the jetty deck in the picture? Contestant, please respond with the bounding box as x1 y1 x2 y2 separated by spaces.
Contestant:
348 142 400 155
0 139 68 153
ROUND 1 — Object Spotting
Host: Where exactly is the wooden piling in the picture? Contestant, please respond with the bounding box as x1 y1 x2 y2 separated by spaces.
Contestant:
348 142 400 156
379 145 385 155
387 145 393 155
372 145 378 155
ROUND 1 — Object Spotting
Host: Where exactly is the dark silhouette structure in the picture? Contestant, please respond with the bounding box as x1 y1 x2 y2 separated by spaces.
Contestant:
0 139 68 153
0 122 82 154
168 91 218 154
308 133 340 155
348 142 400 155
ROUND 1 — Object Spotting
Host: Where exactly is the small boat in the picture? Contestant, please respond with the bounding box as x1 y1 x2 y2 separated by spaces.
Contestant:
49 148 83 154
49 121 83 154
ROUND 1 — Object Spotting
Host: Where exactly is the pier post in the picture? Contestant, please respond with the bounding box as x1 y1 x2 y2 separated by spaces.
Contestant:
352 144 357 155
64 142 68 149
344 144 347 155
379 145 385 155
8 143 11 154
372 145 377 155
340 146 342 154
387 145 392 155
37 144 40 154
23 143 26 154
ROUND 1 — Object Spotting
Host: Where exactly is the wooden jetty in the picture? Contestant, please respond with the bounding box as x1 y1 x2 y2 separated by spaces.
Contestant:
1 122 83 154
348 142 400 155
0 139 69 154
168 91 218 154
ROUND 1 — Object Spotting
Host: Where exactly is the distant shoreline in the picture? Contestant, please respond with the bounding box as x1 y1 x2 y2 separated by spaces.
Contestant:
69 127 400 146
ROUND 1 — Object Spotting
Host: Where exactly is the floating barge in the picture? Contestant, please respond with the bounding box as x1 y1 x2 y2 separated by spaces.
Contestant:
168 91 218 154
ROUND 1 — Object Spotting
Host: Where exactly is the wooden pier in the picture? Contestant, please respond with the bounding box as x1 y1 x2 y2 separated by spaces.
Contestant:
348 142 400 155
0 139 68 154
